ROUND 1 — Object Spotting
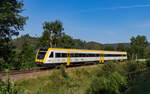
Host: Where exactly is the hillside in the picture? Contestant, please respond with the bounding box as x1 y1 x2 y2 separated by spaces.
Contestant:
104 43 130 49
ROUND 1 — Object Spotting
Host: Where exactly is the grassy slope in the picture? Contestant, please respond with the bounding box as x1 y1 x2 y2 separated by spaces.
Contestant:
16 66 99 94
15 63 150 94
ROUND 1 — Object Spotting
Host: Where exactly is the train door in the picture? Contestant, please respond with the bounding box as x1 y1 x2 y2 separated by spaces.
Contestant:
66 52 71 66
121 54 124 62
99 53 104 64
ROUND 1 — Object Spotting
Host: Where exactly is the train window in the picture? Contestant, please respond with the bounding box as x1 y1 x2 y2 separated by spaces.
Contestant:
103 54 126 57
79 53 82 57
56 53 61 58
75 53 79 57
80 53 84 57
62 53 67 57
96 54 99 57
86 54 89 57
49 52 54 58
89 54 94 57
70 53 75 57
82 54 86 57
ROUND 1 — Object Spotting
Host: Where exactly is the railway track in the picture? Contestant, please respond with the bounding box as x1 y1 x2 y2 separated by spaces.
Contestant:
0 68 47 76
0 64 99 81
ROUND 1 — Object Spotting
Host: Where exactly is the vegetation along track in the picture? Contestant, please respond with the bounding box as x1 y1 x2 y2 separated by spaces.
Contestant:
0 64 99 81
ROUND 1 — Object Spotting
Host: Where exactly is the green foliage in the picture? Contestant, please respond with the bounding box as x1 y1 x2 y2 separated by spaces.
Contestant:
59 65 68 78
86 72 127 94
130 35 148 59
0 0 28 63
13 34 40 51
85 41 104 50
42 20 64 47
146 59 150 67
86 62 128 94
73 39 87 49
126 61 138 72
144 46 150 59
18 41 37 69
117 43 127 51
126 61 147 73
14 61 150 94
0 72 24 94
0 58 5 71
56 33 75 48
97 61 126 77
103 46 115 51
40 31 51 47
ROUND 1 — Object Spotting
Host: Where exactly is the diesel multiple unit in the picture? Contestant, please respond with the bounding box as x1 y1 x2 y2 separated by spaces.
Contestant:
35 47 127 66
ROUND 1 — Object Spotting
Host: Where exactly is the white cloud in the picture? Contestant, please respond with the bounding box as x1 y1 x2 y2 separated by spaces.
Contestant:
97 4 150 10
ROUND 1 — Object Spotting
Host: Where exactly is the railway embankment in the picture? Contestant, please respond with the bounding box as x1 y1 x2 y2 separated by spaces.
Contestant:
0 60 150 94
0 64 99 81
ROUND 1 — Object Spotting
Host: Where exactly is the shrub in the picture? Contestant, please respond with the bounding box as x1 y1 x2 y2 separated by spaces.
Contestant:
86 72 127 94
48 66 70 93
0 71 24 94
97 61 126 77
126 61 138 72
60 65 68 78
0 59 4 71
137 62 147 72
146 59 150 67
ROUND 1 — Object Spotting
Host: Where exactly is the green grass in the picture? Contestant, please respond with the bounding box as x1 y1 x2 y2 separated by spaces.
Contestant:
14 61 150 94
16 65 99 94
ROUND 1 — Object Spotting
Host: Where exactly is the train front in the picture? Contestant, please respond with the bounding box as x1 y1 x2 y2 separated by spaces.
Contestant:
35 47 49 66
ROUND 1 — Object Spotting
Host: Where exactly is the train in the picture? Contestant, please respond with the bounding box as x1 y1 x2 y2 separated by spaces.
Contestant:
35 47 127 67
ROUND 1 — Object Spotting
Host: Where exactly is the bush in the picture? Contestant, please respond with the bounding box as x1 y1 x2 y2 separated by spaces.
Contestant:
96 61 126 77
146 59 150 67
47 66 70 93
60 65 68 78
137 62 147 72
86 72 127 94
0 58 5 71
126 61 138 72
0 72 24 94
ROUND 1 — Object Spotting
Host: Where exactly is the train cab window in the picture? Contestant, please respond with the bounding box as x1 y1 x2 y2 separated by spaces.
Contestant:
37 52 46 59
49 51 54 58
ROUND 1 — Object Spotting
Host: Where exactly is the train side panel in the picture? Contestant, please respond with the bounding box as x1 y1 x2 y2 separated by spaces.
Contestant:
41 49 127 65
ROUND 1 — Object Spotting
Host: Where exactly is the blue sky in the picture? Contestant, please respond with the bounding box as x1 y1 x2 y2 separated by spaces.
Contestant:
21 0 150 43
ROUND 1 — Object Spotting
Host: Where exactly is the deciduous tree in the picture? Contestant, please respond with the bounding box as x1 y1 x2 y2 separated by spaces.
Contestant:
130 35 148 59
42 20 64 47
0 0 28 63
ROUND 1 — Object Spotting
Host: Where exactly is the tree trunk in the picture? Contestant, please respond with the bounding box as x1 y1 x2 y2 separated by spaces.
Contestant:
54 42 56 48
50 41 52 48
50 36 53 48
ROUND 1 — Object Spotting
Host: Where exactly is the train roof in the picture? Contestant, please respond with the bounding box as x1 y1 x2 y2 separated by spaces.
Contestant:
39 47 127 54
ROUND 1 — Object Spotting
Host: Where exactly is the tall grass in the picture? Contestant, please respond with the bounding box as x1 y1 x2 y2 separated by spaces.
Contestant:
0 70 25 94
14 61 150 94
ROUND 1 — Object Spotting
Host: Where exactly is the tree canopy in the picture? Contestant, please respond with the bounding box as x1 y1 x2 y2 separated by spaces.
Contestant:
0 0 28 63
42 20 64 47
130 35 148 59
